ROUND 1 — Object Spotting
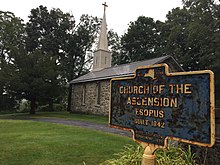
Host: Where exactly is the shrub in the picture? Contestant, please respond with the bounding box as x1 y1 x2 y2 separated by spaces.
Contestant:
53 103 66 111
156 144 197 165
102 144 197 165
102 144 143 165
16 99 30 112
37 103 66 112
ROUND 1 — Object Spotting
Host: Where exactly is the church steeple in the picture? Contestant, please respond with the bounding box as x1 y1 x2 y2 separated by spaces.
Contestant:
93 2 111 71
97 2 108 50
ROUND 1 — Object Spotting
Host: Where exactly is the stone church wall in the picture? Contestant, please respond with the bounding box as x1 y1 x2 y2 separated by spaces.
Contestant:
71 79 110 116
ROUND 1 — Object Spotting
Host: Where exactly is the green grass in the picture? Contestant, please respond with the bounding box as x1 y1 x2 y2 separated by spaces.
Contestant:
0 119 136 165
0 112 108 125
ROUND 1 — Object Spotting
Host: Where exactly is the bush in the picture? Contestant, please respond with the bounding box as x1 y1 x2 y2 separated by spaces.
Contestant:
16 99 29 113
38 103 66 112
38 104 49 111
102 144 197 165
156 144 197 165
53 104 66 111
102 144 143 165
0 95 17 112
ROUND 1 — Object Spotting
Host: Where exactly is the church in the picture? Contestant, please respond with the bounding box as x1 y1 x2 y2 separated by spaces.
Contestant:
69 3 183 116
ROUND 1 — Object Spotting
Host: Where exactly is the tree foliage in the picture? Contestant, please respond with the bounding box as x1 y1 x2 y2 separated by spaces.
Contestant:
25 6 100 113
120 16 160 63
0 11 25 111
8 50 60 114
107 29 122 65
0 6 100 113
115 0 219 71
164 0 219 71
21 6 72 113
61 14 100 81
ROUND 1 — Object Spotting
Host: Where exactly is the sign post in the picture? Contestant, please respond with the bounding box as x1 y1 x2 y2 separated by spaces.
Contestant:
109 64 215 164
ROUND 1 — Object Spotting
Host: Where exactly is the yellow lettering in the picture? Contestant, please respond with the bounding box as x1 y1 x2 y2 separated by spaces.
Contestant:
159 110 164 118
139 86 143 94
144 109 148 116
154 110 159 118
169 84 175 94
132 97 136 105
170 98 178 108
139 109 144 116
124 86 128 93
127 97 131 105
153 85 158 94
128 86 133 94
119 86 123 94
136 98 141 106
148 97 154 106
184 84 192 94
160 98 163 106
142 97 147 106
134 118 149 126
144 85 150 94
159 85 165 94
134 86 138 94
149 110 154 117
176 84 184 93
163 98 170 107
154 98 159 106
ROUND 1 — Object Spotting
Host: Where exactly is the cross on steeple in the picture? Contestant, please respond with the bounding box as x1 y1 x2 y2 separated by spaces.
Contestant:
102 2 108 12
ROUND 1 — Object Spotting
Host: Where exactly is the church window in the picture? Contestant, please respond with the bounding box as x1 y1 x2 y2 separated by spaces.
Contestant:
82 84 86 105
105 56 108 65
96 57 98 65
97 82 101 105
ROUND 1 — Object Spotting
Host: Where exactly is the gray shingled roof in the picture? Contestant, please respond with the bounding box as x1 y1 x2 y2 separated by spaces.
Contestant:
70 55 183 84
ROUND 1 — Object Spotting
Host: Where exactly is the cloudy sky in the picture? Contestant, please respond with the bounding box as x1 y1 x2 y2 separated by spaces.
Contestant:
1 0 183 35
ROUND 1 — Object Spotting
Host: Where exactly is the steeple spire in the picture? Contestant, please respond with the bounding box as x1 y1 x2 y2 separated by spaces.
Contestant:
97 2 108 50
93 2 112 71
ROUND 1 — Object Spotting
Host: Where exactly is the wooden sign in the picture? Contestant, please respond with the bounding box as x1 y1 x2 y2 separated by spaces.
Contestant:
109 64 215 147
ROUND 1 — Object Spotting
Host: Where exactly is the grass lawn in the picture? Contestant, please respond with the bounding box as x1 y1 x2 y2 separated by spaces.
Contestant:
0 111 109 125
0 119 136 165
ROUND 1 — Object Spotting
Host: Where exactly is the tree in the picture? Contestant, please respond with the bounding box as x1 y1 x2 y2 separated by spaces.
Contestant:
7 49 61 114
25 6 100 111
120 16 160 63
164 0 220 71
107 29 122 65
0 11 25 111
61 14 100 81
26 6 75 54
62 14 100 111
163 7 192 69
25 6 75 112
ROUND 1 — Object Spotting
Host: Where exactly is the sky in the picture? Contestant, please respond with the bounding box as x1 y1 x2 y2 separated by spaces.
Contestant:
1 0 183 35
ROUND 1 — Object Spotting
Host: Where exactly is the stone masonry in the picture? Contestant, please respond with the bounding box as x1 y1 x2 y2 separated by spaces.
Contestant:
71 79 110 116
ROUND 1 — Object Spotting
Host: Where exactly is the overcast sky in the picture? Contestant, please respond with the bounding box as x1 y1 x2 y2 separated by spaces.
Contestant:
1 0 183 35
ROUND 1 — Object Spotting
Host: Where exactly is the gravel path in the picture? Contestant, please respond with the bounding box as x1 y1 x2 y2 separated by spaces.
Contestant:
30 117 132 138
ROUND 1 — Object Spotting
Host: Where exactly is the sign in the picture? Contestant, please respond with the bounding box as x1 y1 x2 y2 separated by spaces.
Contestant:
109 64 215 147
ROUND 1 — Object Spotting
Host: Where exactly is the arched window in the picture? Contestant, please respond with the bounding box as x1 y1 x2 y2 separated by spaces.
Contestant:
105 56 107 64
97 82 101 105
82 84 86 105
